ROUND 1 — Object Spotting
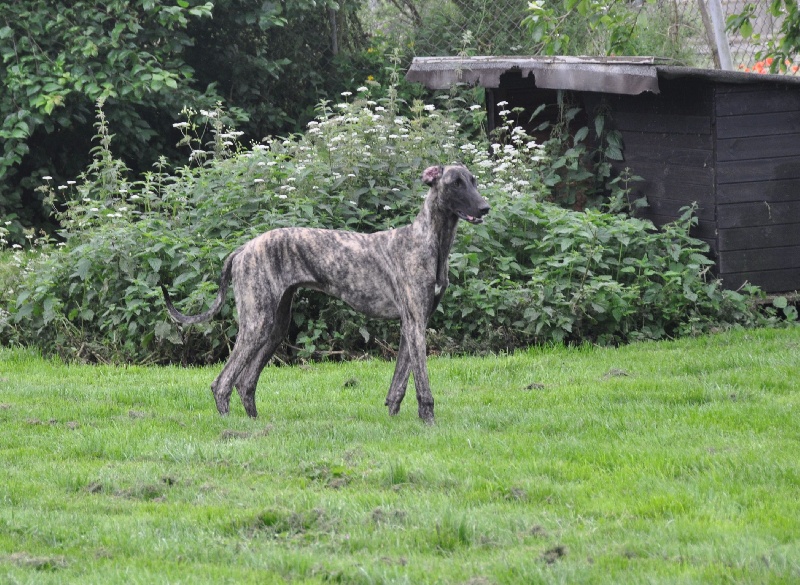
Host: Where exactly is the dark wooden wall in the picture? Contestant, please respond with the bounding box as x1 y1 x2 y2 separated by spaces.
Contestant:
714 83 800 292
491 72 800 293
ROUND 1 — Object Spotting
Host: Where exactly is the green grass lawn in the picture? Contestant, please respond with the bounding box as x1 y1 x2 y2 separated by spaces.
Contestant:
1 327 799 584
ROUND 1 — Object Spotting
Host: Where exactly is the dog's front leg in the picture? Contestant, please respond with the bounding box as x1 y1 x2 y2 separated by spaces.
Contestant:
385 334 412 415
400 317 435 424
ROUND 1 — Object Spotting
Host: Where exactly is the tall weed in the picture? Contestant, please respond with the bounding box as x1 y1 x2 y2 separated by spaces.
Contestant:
0 88 780 364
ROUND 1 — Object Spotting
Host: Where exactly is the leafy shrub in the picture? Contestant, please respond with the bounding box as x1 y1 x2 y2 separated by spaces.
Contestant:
0 86 782 365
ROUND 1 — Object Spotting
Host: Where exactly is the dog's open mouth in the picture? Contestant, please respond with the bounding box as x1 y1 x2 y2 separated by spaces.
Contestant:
457 211 484 224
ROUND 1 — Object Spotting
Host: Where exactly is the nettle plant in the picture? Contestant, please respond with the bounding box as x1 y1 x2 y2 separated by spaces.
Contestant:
1 87 777 364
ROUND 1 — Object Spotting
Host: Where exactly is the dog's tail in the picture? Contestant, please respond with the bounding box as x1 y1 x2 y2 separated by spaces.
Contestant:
161 249 239 325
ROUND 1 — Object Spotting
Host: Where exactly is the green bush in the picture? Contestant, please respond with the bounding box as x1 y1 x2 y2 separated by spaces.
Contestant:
0 86 782 365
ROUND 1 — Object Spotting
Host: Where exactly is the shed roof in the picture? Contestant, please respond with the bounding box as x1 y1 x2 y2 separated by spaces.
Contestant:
406 56 800 95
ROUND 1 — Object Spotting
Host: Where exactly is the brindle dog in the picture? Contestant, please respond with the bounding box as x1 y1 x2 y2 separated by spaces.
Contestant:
161 164 490 423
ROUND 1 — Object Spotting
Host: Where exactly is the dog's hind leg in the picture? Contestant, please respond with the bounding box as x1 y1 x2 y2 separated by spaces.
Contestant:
234 292 293 418
211 340 262 415
385 334 411 415
211 288 280 415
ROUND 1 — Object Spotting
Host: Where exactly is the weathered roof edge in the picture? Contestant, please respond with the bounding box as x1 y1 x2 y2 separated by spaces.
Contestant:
406 56 800 95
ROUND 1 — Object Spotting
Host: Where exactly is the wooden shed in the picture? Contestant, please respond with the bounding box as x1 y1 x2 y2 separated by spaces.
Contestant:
407 56 800 293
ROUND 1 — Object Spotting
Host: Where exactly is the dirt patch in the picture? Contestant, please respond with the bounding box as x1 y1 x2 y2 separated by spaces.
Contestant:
6 552 68 571
602 368 630 379
524 382 546 390
220 425 273 441
542 545 567 564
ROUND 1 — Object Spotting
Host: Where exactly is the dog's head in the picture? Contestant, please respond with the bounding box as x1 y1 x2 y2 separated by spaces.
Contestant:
422 164 490 224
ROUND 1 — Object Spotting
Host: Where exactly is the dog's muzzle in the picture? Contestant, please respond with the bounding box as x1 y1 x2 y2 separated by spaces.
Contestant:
458 202 490 224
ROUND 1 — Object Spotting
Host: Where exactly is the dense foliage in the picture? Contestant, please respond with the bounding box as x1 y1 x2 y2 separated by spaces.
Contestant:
0 0 369 244
1 87 783 365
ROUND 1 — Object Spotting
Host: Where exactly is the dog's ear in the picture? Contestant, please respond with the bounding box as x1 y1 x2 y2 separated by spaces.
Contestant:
422 165 444 186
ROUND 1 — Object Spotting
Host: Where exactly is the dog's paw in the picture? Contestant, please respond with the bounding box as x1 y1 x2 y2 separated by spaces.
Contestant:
418 404 435 425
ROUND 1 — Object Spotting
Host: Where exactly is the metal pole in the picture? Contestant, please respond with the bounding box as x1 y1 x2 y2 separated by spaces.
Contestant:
706 0 734 70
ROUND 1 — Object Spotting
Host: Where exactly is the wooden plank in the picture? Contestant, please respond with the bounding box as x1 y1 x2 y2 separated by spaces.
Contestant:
718 245 800 273
616 130 713 177
625 161 715 188
716 86 800 116
717 178 800 203
718 223 800 251
717 155 800 183
716 110 800 139
717 133 800 162
609 78 713 115
719 269 800 293
717 200 800 228
620 131 712 152
613 112 711 135
622 146 712 168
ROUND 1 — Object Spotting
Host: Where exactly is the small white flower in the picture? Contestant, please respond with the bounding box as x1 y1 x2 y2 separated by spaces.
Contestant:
12 244 22 250
470 105 482 111
497 100 509 107
172 122 189 129
374 106 386 112
383 205 391 210
341 91 352 97
349 200 357 205
254 178 265 183
278 194 287 199
42 175 53 180
499 109 511 116
423 104 436 111
67 180 76 185
58 185 68 190
90 207 99 212
357 86 368 93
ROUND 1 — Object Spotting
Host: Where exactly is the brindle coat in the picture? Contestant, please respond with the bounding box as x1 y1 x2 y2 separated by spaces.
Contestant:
161 164 490 423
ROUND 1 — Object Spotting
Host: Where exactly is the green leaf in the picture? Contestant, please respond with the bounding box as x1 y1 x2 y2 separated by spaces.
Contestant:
147 257 163 273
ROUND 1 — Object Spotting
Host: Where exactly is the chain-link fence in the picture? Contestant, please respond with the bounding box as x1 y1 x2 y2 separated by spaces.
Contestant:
362 0 787 71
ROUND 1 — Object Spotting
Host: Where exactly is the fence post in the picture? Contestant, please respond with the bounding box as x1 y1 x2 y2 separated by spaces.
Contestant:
700 0 734 70
329 7 339 56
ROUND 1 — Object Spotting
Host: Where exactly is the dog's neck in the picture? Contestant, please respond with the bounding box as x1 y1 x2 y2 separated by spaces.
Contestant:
414 187 460 287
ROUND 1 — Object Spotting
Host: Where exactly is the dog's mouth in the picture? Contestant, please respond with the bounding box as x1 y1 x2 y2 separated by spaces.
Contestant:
457 211 484 224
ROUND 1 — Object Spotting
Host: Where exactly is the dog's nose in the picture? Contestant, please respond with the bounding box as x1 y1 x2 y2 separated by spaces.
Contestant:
477 202 490 217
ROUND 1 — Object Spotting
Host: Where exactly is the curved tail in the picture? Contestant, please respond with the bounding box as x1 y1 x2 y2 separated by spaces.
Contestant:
161 250 239 325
